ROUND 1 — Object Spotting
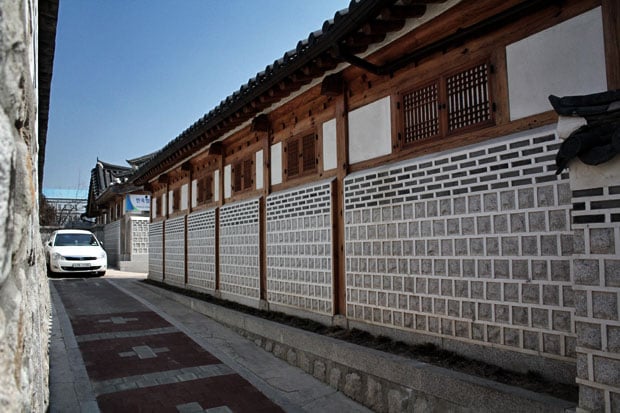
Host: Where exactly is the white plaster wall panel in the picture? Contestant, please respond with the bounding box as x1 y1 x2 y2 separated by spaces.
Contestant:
344 125 576 361
191 179 198 208
164 216 186 287
266 180 334 315
323 118 337 171
131 217 150 255
214 170 220 202
256 149 264 190
270 142 283 185
224 164 232 199
348 96 392 164
187 209 217 292
168 190 174 214
181 183 189 211
148 221 164 281
162 193 167 216
152 197 157 219
103 221 121 267
506 7 606 121
219 198 261 302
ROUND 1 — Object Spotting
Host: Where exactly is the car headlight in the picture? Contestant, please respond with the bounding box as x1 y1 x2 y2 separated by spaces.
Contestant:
52 252 63 261
99 251 106 259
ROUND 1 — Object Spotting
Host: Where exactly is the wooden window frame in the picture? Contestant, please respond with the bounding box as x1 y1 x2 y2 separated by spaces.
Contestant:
232 154 254 195
401 59 494 147
284 132 318 181
196 173 214 206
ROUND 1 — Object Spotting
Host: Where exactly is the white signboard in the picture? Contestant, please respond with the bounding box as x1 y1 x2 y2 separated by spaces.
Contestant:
125 194 151 212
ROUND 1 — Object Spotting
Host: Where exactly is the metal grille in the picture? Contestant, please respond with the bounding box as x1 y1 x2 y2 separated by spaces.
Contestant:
403 82 439 143
447 63 491 132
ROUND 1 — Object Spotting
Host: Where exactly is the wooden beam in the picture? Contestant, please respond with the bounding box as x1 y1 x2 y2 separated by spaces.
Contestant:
251 114 271 132
380 5 426 20
602 0 620 89
321 73 345 96
361 19 406 35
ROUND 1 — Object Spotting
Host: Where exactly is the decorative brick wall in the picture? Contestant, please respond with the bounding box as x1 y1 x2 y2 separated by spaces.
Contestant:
131 217 149 255
344 126 576 367
219 198 260 303
266 180 334 315
164 215 186 287
148 221 164 281
104 220 121 267
187 209 217 292
572 185 620 411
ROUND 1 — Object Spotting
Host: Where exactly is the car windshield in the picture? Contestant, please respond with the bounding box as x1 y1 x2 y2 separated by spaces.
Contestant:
54 233 99 247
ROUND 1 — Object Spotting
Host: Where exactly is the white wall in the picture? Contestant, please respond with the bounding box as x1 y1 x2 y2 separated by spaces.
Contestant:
270 142 283 185
348 96 392 164
256 150 264 190
322 118 337 171
506 7 607 121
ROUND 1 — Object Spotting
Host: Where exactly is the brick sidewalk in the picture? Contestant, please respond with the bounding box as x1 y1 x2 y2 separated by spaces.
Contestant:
52 279 284 412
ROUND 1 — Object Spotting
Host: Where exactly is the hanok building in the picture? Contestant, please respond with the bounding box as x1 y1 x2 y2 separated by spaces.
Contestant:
87 156 153 272
132 1 620 411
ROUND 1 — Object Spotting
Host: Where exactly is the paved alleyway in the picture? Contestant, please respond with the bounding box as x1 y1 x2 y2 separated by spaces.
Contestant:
49 273 370 413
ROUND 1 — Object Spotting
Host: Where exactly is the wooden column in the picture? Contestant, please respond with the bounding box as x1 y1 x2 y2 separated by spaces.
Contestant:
216 152 225 292
259 129 272 304
333 88 349 316
602 0 620 89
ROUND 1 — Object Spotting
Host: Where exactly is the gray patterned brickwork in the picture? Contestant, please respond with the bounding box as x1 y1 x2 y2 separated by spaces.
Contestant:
343 128 576 360
164 216 186 287
219 199 260 301
187 209 217 292
266 180 334 315
148 221 164 281
104 220 121 268
571 185 620 412
131 217 149 255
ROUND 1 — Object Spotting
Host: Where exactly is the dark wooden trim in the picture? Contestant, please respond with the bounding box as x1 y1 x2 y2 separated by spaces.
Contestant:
602 0 620 89
333 89 349 316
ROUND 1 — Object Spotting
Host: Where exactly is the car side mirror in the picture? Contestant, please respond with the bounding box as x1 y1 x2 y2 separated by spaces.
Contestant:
47 241 52 246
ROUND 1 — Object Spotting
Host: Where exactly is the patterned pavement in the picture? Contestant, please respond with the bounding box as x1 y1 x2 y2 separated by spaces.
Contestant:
52 279 284 412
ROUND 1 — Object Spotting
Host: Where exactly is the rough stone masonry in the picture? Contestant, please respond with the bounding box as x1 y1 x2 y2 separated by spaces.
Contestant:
0 0 51 411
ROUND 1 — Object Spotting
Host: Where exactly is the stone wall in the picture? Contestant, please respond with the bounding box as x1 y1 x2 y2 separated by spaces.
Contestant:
266 180 334 316
219 198 261 306
0 0 52 410
164 215 186 287
187 209 217 293
103 220 120 267
343 126 576 381
148 221 164 281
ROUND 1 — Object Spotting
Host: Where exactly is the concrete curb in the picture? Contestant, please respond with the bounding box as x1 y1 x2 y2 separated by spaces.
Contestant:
137 281 577 413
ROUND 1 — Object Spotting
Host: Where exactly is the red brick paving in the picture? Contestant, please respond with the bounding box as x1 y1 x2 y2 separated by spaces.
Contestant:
96 374 285 413
79 332 221 381
70 311 171 335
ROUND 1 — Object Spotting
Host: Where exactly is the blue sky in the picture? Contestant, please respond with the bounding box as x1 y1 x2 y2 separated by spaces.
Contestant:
44 1 350 190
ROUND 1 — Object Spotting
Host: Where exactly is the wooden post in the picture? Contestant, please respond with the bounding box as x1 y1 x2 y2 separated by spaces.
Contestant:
260 129 271 305
602 0 620 89
333 87 349 316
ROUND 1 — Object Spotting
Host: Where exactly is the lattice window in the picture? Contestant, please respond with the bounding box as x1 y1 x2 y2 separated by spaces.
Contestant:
172 187 181 212
232 155 253 194
403 81 439 143
286 133 317 180
197 174 213 204
401 60 493 146
447 62 492 132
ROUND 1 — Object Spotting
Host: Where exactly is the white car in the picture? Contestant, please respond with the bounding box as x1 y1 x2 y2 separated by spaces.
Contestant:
45 229 107 277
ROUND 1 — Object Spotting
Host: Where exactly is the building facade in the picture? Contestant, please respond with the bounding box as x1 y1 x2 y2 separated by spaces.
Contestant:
87 158 152 272
132 1 620 411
